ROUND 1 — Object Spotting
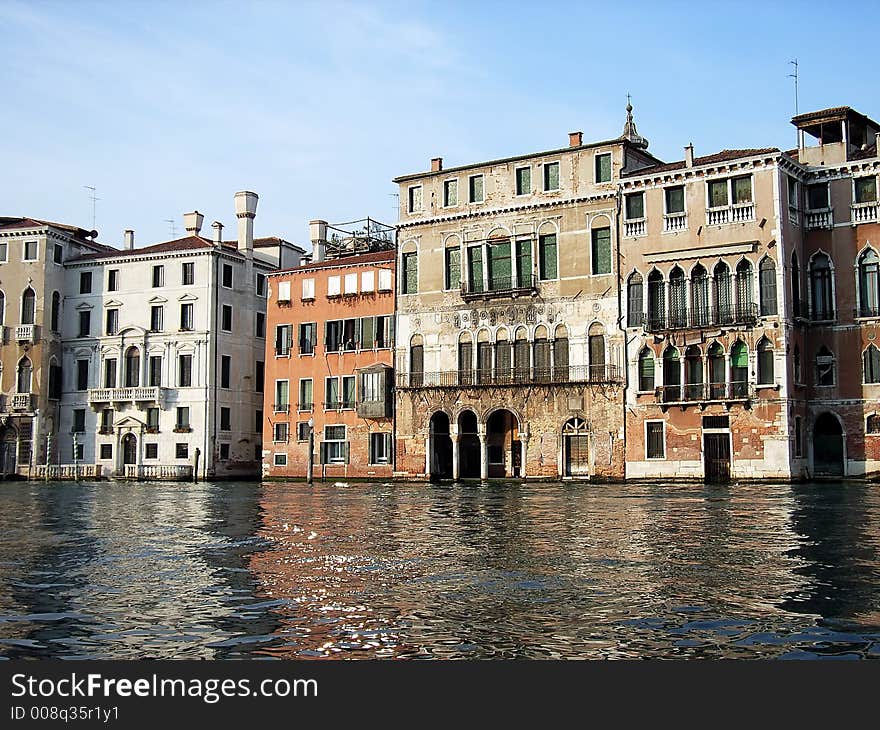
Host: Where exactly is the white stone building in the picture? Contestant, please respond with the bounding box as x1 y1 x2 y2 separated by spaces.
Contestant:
57 192 303 480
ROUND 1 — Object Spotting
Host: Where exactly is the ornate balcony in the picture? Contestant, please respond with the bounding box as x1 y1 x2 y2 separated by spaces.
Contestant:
663 212 687 232
461 274 538 301
124 464 193 481
644 303 759 333
396 365 624 389
707 203 754 226
15 324 35 343
624 218 646 237
852 201 878 225
88 387 162 405
805 209 833 230
655 382 755 406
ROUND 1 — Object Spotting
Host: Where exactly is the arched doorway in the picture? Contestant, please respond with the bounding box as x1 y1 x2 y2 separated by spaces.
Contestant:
486 408 519 478
429 412 453 480
122 433 137 467
0 426 17 476
458 411 480 478
813 413 844 476
563 418 589 477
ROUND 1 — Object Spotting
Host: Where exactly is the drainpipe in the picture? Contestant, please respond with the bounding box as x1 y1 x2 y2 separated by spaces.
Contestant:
614 187 627 477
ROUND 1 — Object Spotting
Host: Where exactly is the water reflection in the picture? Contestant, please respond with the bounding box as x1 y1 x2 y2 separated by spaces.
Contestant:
1 480 879 659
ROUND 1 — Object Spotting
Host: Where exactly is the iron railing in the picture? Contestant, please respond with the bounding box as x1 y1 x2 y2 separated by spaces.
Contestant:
396 364 624 388
656 381 754 403
322 400 356 410
855 306 880 319
644 303 759 332
461 274 539 300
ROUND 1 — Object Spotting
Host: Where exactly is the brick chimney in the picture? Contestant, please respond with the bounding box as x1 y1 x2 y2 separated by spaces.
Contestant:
309 219 328 263
183 211 204 236
234 191 258 260
123 229 134 250
569 131 583 147
685 143 695 168
431 157 443 172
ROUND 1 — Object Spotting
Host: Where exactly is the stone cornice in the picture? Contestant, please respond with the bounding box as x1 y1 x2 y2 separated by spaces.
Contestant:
619 154 781 191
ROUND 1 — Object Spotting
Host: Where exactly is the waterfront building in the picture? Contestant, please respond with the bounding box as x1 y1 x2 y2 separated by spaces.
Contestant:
58 192 303 480
263 218 396 479
0 218 110 477
392 110 660 479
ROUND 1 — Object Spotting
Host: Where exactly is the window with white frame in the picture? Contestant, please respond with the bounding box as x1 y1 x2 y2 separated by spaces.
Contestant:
222 263 233 288
515 166 531 196
273 453 287 466
469 175 484 203
302 277 315 300
298 378 313 410
408 185 423 213
321 425 348 464
361 270 375 292
256 273 267 297
23 240 38 261
273 422 289 443
370 433 392 464
343 273 358 295
646 421 665 459
378 269 393 291
328 275 341 297
543 162 559 192
595 153 612 183
444 179 458 207
277 280 291 302
297 422 310 441
274 380 289 411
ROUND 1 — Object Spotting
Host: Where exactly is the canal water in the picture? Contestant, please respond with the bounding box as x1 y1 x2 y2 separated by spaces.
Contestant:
0 480 878 660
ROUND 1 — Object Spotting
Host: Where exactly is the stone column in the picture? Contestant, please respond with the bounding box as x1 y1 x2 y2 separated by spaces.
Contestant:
451 426 460 481
424 434 431 476
478 425 488 481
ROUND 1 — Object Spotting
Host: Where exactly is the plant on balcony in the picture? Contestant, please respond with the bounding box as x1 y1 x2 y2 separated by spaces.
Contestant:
173 426 192 433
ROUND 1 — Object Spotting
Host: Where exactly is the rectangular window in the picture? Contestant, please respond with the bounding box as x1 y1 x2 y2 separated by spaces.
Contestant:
665 186 685 214
73 443 85 461
732 176 753 204
299 379 313 410
145 443 158 459
256 273 267 297
469 175 484 203
255 361 264 392
444 179 458 206
176 407 190 430
180 303 194 331
370 433 392 464
54 243 63 264
625 192 645 219
488 239 511 290
325 377 340 409
278 280 292 302
361 371 382 401
108 269 119 292
182 261 195 285
273 422 289 442
321 425 348 464
24 240 38 261
342 375 355 408
176 443 189 460
101 409 114 431
795 416 803 457
378 269 393 291
276 324 293 356
0 242 7 262
73 409 86 433
402 252 418 294
299 323 316 354
538 234 558 280
515 166 531 196
222 263 233 288
302 278 315 300
445 247 461 290
178 354 193 387
221 304 233 332
516 239 532 288
646 422 665 459
361 270 375 292
149 356 162 387
78 310 91 337
327 275 341 297
220 407 231 431
591 227 612 275
150 305 164 332
104 358 117 388
219 443 230 461
80 271 93 294
788 177 800 210
595 153 612 183
344 273 358 295
105 308 119 336
855 177 878 204
468 245 484 292
146 407 159 430
408 185 423 213
807 183 829 210
256 311 265 338
275 380 290 411
543 161 559 191
76 360 89 391
297 422 310 441
221 355 231 388
100 444 113 460
274 453 287 466
152 265 164 288
708 180 729 208
325 320 342 352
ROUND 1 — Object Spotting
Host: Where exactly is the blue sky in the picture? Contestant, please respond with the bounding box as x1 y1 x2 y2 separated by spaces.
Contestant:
1 1 876 248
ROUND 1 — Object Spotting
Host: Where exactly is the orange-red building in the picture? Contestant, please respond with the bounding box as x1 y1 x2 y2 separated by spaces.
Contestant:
262 219 395 479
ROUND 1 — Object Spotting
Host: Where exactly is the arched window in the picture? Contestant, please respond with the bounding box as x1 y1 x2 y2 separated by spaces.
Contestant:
757 338 774 385
514 327 529 381
691 264 709 327
588 323 605 381
21 288 36 325
17 356 32 393
735 259 754 313
816 345 834 386
810 253 834 321
864 345 880 384
867 414 880 434
553 325 569 381
51 292 61 332
476 329 492 383
708 342 726 399
647 270 665 331
409 335 424 387
662 345 681 402
759 257 777 316
0 290 5 325
793 344 802 384
858 249 879 317
685 345 703 400
627 272 643 328
791 251 802 318
638 347 655 392
458 332 473 385
714 262 732 325
496 328 512 382
731 341 749 397
124 346 140 388
533 325 550 382
669 267 687 328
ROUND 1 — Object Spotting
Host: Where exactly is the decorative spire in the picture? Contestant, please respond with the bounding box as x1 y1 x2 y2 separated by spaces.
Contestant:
620 94 648 149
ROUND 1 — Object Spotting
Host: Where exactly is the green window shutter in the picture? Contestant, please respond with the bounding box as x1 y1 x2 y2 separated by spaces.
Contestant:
362 317 375 349
544 162 559 190
731 343 748 369
468 246 484 292
591 228 611 275
516 239 532 287
709 180 728 207
665 186 684 213
626 193 644 219
488 240 511 289
733 176 752 204
402 252 418 293
445 247 461 289
539 234 557 280
516 167 530 195
596 154 611 182
343 442 350 464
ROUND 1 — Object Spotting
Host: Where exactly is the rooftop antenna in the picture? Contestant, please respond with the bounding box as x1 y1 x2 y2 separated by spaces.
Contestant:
389 192 399 222
164 218 177 238
788 59 800 148
83 185 99 229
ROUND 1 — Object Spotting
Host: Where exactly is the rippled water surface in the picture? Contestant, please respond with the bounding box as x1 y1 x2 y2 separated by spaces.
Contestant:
1 480 879 659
